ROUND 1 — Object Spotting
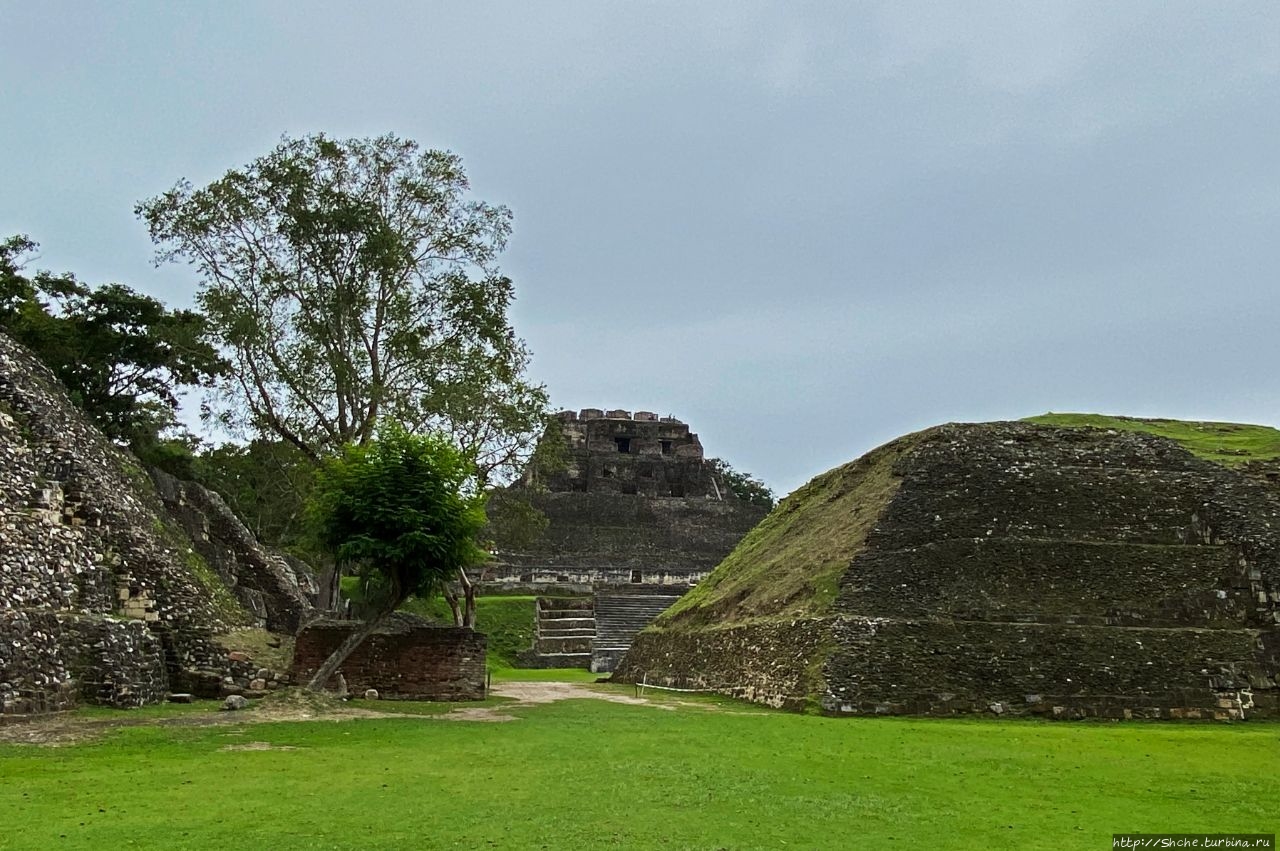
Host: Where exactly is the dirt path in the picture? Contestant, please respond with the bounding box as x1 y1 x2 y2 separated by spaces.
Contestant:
437 680 667 722
0 681 698 743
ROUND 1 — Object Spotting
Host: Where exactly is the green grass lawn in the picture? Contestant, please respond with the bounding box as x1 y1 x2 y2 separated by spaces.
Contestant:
1 695 1276 850
490 666 601 683
1025 413 1280 466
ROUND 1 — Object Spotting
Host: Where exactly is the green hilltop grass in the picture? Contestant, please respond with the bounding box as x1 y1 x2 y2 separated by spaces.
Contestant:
0 697 1276 849
661 432 922 626
1024 413 1280 466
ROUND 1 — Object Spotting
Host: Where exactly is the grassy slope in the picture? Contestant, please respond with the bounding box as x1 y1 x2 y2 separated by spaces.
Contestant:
0 702 1275 850
659 432 921 626
400 595 535 668
1025 413 1280 466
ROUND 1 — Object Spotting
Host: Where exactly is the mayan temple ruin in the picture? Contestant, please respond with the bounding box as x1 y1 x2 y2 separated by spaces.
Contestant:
484 408 769 672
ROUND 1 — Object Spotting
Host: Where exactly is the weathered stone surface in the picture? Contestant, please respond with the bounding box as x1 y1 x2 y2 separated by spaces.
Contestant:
486 410 768 589
222 694 248 711
487 409 768 672
620 423 1280 720
0 331 312 714
614 618 830 711
290 613 486 701
150 470 315 632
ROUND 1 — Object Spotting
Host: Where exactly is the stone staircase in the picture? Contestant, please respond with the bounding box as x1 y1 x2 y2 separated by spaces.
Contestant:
524 596 595 669
591 591 683 673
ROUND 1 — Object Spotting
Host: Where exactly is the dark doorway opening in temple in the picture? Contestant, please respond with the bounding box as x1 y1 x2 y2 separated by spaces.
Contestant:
615 437 631 453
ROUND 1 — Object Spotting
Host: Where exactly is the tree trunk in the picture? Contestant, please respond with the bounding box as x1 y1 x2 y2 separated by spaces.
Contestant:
305 605 395 692
459 568 477 628
316 562 342 613
443 586 463 627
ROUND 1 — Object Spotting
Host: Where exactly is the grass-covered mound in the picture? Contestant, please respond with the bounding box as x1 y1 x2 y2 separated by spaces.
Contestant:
1025 412 1280 466
620 420 1280 718
666 413 1280 631
659 431 925 627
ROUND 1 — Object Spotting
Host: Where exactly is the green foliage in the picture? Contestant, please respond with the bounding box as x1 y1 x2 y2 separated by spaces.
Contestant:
193 439 318 557
0 234 227 446
3 699 1277 849
519 416 569 488
308 425 487 610
137 133 548 483
1025 413 1280 466
707 457 775 508
482 415 573 551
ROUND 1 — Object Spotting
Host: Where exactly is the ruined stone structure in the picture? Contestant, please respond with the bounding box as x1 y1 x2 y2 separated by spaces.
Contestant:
489 408 767 588
151 469 315 633
617 423 1280 720
486 409 769 671
291 613 486 701
537 408 719 498
0 332 314 713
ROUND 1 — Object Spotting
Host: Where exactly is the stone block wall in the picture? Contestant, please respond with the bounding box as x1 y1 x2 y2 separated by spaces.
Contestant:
538 409 713 498
492 491 766 582
613 619 831 711
0 331 309 714
291 615 486 701
0 611 167 712
822 617 1266 720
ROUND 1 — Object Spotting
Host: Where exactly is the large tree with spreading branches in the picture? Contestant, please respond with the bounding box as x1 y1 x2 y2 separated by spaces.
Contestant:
136 133 548 486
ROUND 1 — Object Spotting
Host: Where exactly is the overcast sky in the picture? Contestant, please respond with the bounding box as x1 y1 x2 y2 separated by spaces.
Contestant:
3 2 1279 495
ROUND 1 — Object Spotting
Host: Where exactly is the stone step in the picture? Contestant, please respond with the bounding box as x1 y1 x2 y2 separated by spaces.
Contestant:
537 598 594 611
529 652 592 666
540 609 597 619
538 617 596 630
539 628 597 638
536 636 593 654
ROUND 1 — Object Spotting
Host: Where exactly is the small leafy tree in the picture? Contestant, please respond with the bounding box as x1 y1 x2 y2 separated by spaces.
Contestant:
707 458 776 509
304 425 487 691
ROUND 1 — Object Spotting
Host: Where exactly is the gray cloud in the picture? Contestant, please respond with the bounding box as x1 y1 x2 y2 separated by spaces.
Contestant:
3 1 1278 494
